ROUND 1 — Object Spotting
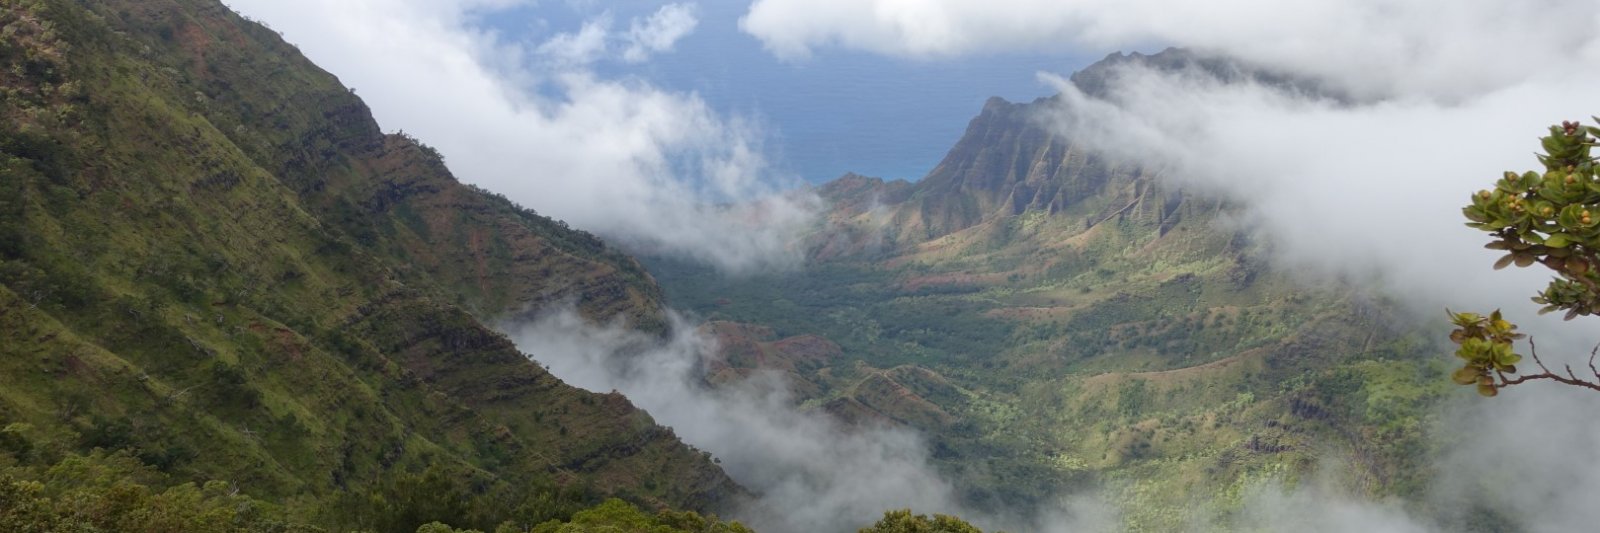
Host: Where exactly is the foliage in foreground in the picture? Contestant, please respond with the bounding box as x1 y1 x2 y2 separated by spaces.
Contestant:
857 510 985 533
525 498 752 533
1454 119 1600 394
409 498 753 533
0 442 750 533
0 448 321 533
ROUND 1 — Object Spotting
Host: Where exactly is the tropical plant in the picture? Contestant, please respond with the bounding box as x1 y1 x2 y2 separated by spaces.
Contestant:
1453 119 1600 394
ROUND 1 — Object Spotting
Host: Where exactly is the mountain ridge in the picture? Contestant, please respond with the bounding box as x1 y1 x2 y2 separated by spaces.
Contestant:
0 0 738 530
812 48 1234 255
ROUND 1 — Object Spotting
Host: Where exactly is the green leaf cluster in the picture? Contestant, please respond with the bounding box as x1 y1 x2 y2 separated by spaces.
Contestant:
526 498 752 533
0 449 322 533
1445 310 1525 397
1463 119 1600 320
857 510 987 533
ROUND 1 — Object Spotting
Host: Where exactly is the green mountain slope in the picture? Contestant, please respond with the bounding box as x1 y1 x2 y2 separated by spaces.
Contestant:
0 0 735 531
647 50 1449 530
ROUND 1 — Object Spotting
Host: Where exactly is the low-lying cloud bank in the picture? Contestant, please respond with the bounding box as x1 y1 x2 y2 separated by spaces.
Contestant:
1036 38 1600 533
1040 62 1591 319
506 305 1600 533
740 0 1599 100
227 0 818 274
504 309 1113 533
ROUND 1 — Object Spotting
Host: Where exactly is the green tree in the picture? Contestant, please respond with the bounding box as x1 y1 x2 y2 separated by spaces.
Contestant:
0 450 324 533
416 522 483 533
527 498 753 533
1454 119 1600 394
857 509 986 533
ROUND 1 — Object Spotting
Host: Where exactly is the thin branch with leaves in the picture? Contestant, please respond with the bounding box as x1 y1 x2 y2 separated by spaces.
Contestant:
1494 338 1600 393
1451 117 1600 395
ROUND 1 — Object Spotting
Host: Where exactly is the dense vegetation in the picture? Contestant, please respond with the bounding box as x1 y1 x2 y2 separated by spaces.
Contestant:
0 441 747 533
1453 118 1600 393
0 0 734 531
1 446 323 533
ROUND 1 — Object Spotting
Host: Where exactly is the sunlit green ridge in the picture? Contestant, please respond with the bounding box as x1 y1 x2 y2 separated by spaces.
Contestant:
0 0 737 530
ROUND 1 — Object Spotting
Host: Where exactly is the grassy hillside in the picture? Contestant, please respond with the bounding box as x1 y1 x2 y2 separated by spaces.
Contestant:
647 51 1452 530
0 0 736 531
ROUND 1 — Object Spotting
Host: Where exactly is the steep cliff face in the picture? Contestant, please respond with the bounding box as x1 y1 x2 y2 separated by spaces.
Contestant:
354 135 666 327
0 0 733 529
903 95 1174 238
816 48 1307 256
817 53 1219 257
100 0 665 327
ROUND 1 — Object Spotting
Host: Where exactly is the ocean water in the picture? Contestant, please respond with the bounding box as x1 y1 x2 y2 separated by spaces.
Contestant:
489 2 1105 184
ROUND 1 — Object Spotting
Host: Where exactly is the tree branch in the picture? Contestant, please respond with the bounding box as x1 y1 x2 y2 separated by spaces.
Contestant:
1495 337 1600 392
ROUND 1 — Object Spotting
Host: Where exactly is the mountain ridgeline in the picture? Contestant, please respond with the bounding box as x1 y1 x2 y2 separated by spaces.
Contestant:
0 0 740 531
814 48 1316 256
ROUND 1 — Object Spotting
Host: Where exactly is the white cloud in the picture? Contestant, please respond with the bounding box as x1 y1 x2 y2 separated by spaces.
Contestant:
507 310 958 532
740 0 1600 100
535 3 699 65
623 4 699 63
505 309 1114 533
535 15 610 65
1038 65 1591 317
228 0 813 274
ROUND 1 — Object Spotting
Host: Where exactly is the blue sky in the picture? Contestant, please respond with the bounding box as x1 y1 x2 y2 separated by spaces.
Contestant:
486 1 1099 183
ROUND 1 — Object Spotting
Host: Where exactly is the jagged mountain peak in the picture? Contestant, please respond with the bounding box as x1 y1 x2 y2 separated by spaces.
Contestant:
812 47 1290 255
